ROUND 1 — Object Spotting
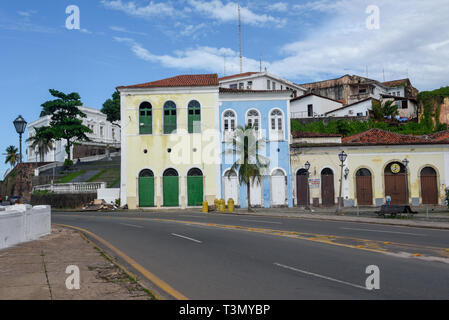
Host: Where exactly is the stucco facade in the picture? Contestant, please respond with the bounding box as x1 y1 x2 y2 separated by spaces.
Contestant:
291 142 449 207
219 90 293 208
118 76 220 210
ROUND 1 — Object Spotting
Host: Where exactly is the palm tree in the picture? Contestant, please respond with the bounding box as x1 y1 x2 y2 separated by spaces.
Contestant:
224 124 270 212
4 145 19 167
27 127 54 162
382 100 399 118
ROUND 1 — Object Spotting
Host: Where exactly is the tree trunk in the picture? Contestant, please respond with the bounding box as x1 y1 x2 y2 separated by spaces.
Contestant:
247 181 251 212
65 139 71 161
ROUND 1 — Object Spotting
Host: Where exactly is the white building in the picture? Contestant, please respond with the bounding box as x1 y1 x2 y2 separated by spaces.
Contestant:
27 106 121 163
380 94 418 119
219 71 306 98
326 98 375 117
290 93 344 118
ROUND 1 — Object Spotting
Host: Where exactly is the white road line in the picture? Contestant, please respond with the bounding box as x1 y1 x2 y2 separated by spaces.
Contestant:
240 219 283 225
274 263 369 291
182 215 207 218
171 233 202 243
119 223 144 229
340 227 425 236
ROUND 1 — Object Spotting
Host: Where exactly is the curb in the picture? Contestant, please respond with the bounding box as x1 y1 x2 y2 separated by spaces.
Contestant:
226 211 449 230
56 224 188 300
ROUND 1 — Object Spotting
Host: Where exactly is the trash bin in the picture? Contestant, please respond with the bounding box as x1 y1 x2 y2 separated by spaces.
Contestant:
202 201 208 213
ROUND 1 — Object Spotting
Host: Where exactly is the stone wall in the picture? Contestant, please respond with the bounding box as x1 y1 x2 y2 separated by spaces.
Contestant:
1 162 51 201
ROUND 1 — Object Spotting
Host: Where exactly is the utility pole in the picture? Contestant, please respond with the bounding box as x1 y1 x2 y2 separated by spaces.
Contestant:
238 4 243 73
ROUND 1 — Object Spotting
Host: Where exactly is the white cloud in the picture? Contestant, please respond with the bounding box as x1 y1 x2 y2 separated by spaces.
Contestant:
101 0 175 17
179 23 207 38
188 0 286 27
115 37 261 73
267 2 288 12
110 25 147 36
115 0 449 90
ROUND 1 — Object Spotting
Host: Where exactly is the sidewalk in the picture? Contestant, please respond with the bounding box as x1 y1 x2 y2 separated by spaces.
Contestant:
227 206 449 230
0 226 153 300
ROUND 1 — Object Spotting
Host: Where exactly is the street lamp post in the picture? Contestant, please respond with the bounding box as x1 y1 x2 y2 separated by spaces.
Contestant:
336 151 348 215
13 115 27 164
402 158 409 205
305 161 311 211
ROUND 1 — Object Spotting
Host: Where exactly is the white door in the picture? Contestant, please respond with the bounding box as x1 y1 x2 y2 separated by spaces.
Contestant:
271 170 286 206
224 171 239 205
249 179 262 206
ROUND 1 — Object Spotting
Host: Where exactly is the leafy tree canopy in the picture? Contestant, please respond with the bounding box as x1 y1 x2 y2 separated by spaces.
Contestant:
39 89 91 161
101 91 121 124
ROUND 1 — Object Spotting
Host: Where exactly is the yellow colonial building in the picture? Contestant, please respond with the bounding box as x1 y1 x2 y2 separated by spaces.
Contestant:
117 74 220 209
291 129 449 207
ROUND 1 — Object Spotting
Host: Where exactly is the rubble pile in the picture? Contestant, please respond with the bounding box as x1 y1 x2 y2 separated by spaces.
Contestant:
82 199 119 211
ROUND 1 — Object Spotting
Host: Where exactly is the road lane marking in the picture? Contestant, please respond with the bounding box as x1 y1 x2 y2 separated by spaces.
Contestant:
171 233 202 243
240 219 283 225
340 227 426 236
120 223 144 228
56 224 188 300
274 263 369 291
53 216 449 260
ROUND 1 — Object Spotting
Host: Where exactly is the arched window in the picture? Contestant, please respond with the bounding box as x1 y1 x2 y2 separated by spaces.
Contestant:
139 169 154 177
356 168 372 176
139 102 152 134
163 101 177 134
188 100 201 133
247 109 260 131
223 110 236 139
163 168 179 176
188 168 203 176
270 109 283 139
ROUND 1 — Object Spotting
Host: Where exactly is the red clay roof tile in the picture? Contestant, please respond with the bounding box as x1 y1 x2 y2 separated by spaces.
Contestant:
117 74 218 89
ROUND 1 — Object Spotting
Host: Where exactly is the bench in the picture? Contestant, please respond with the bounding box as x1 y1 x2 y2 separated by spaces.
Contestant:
377 205 418 218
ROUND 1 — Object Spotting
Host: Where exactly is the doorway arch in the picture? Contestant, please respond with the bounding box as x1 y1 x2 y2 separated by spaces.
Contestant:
384 162 407 204
296 169 309 206
163 168 179 207
321 168 335 206
356 168 373 205
420 167 438 205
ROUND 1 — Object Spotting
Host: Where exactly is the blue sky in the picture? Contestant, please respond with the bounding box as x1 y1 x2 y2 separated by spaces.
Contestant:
1 0 449 175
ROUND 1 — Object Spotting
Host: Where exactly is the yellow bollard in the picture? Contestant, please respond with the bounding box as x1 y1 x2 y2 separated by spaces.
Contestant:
219 199 226 212
202 201 209 213
214 198 219 210
228 198 234 213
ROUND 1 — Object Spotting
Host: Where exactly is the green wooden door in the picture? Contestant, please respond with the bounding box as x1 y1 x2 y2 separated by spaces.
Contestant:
139 177 154 207
187 176 203 206
163 176 179 207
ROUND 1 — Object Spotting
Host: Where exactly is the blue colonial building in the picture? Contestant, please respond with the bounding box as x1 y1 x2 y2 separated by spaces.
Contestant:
219 88 293 208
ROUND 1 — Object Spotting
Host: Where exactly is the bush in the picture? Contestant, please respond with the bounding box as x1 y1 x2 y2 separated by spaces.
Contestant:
63 159 74 168
32 190 54 196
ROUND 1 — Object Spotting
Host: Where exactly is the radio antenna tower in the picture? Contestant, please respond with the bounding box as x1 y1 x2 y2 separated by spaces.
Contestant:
238 4 243 73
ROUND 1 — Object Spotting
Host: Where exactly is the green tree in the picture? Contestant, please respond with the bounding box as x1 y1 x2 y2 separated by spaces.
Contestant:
382 100 399 118
4 145 19 167
40 89 92 161
27 127 54 162
101 92 121 125
224 124 269 212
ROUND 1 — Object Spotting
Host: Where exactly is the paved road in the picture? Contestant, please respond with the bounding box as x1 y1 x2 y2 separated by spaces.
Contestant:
52 211 449 299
